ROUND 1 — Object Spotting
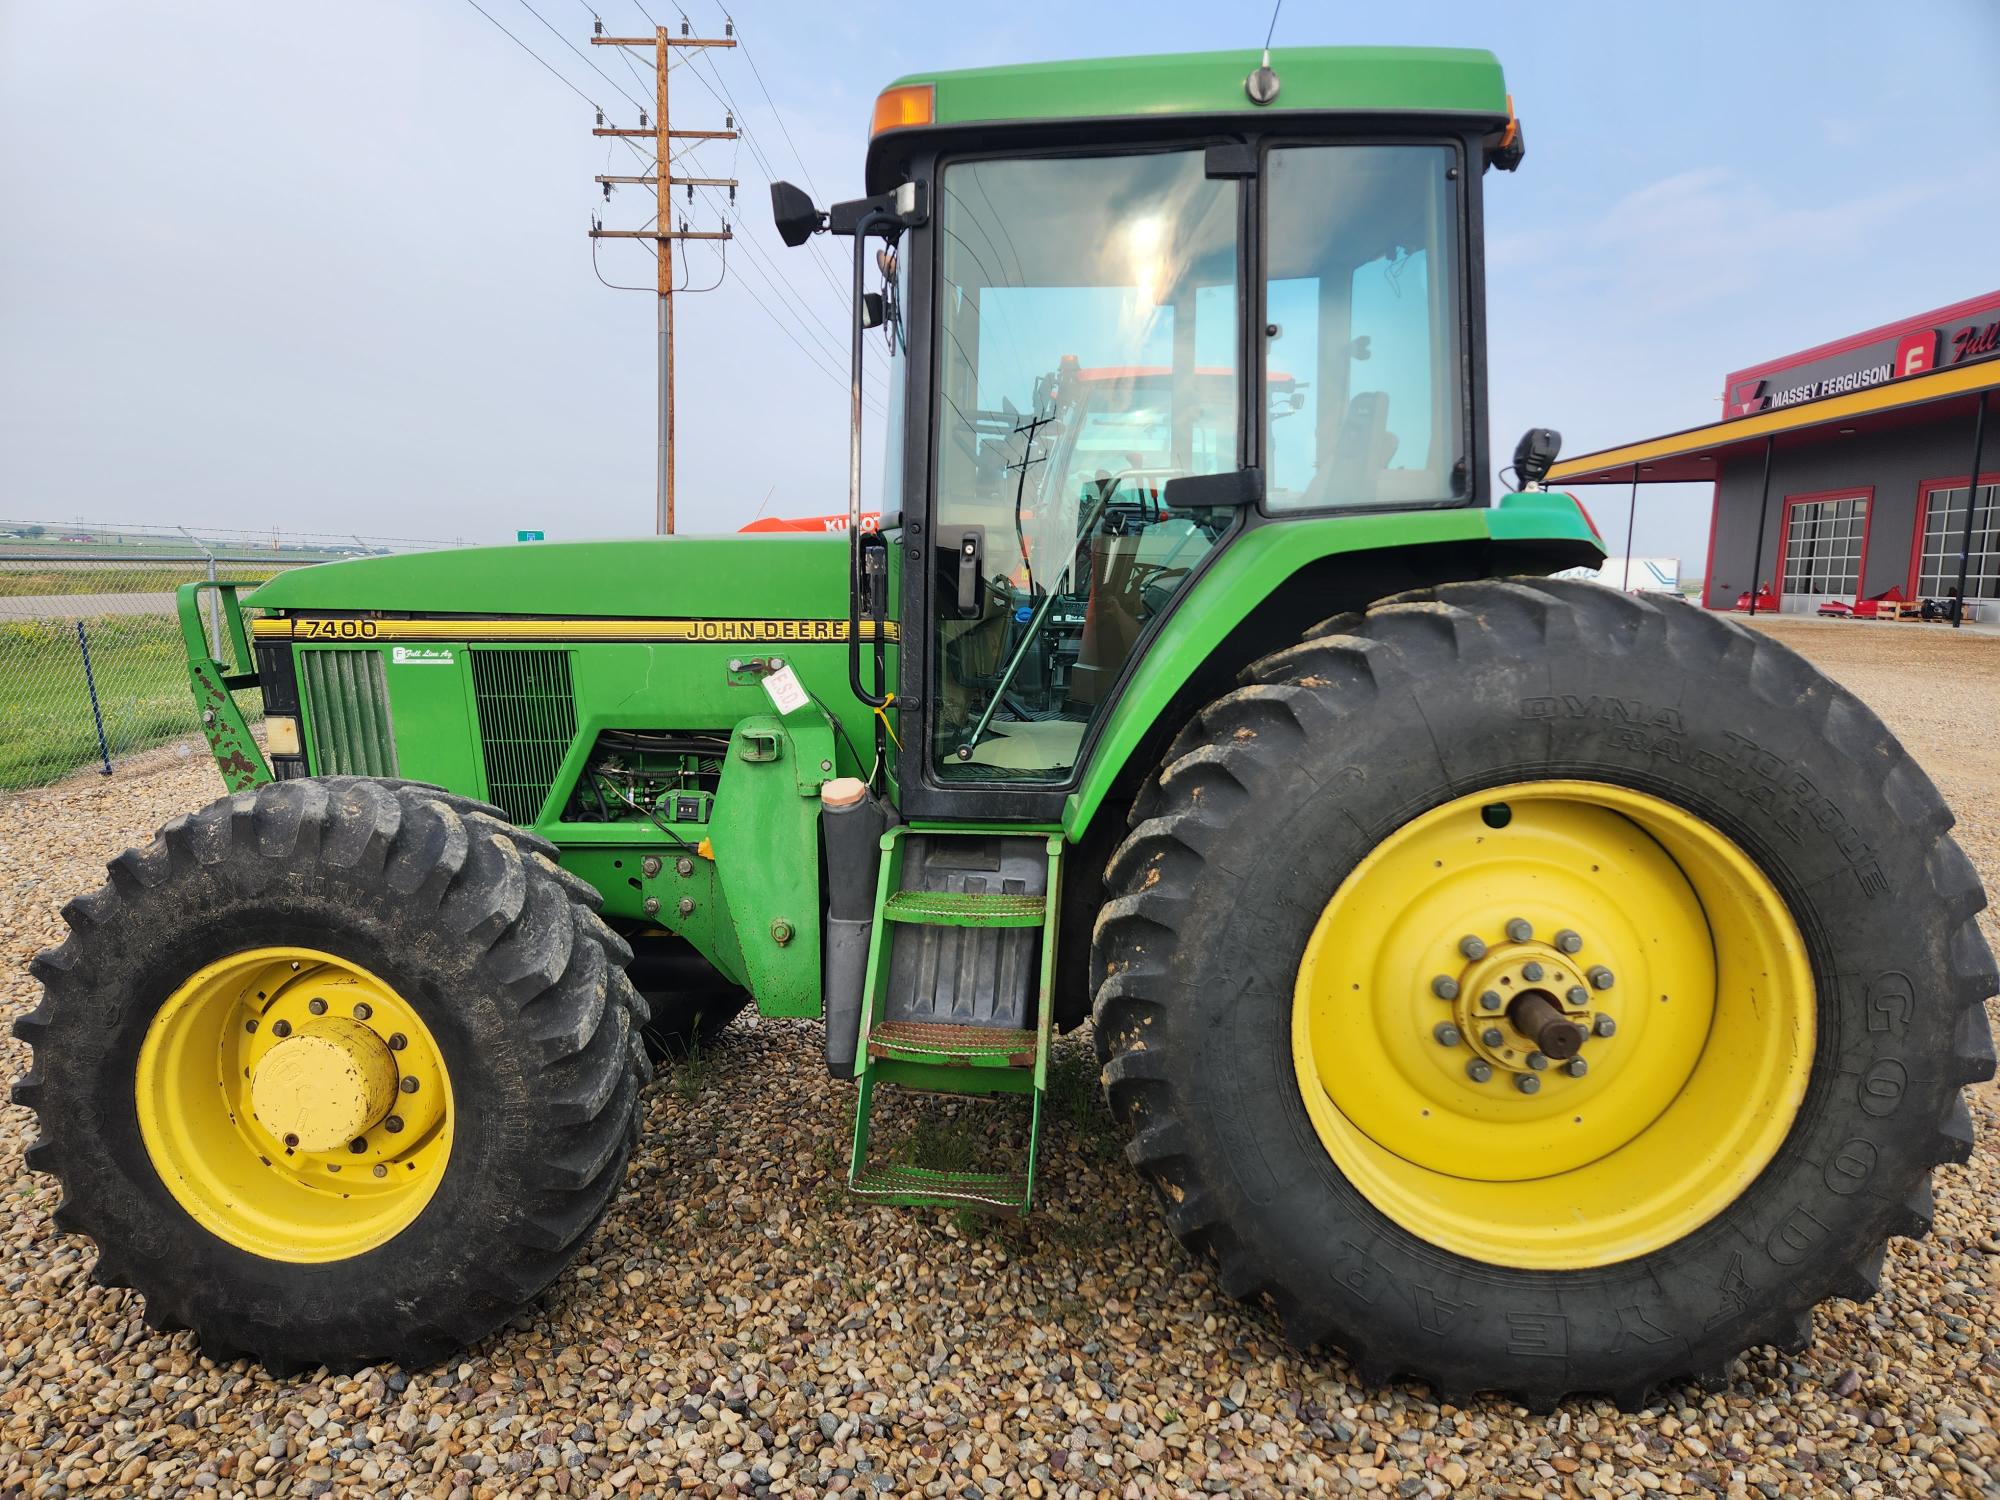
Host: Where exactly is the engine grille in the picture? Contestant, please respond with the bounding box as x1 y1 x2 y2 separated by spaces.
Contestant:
470 649 577 825
299 649 398 777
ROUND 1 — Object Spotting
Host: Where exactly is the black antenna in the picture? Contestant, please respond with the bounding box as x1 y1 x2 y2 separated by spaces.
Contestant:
1246 0 1285 105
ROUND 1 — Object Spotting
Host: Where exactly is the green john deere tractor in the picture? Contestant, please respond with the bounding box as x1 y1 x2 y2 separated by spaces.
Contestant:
15 45 1993 1406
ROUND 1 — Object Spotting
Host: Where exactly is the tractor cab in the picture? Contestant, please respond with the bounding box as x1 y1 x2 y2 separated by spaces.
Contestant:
772 46 1523 820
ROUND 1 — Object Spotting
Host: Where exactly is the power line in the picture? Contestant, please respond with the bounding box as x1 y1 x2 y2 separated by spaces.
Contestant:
460 0 613 116
686 179 889 397
609 116 885 398
515 0 650 112
463 3 890 489
728 11 826 205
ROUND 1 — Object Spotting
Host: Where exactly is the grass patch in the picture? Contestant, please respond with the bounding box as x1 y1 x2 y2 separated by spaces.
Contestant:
0 615 226 790
895 1111 981 1173
667 1039 713 1104
1045 1041 1122 1162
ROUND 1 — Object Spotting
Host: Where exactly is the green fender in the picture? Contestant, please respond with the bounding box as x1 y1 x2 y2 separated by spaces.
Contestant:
1061 493 1604 837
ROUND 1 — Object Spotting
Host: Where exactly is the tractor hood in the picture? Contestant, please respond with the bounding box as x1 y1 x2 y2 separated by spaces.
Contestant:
246 534 854 619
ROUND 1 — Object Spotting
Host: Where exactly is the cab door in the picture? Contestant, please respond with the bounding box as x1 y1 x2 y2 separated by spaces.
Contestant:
914 147 1246 805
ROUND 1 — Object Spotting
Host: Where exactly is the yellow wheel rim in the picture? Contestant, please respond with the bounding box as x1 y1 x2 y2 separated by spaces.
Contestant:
1292 781 1814 1269
136 946 454 1262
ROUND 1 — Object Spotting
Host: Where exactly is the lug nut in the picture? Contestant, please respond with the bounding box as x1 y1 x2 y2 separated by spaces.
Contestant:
400 1076 419 1094
677 897 696 917
1458 934 1486 960
244 1018 258 1034
1588 965 1616 990
271 1019 292 1038
1594 1015 1617 1038
1480 990 1503 1011
1555 929 1583 953
1566 1057 1589 1077
643 896 661 916
1481 1026 1505 1048
677 857 695 877
384 1116 404 1134
1465 1059 1493 1083
1521 960 1544 982
1527 1051 1548 1070
309 997 328 1015
283 1133 300 1149
642 855 662 878
1516 1074 1540 1094
1505 918 1533 943
373 1164 388 1178
388 1032 407 1051
1433 1022 1462 1047
353 1002 373 1021
1430 975 1460 1001
348 1138 367 1154
1567 986 1590 1006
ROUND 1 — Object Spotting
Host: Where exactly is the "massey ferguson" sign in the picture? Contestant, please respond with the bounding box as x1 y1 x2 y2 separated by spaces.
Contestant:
1726 307 2000 419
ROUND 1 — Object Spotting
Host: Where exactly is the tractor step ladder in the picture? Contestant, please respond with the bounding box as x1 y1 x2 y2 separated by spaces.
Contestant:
849 826 1061 1216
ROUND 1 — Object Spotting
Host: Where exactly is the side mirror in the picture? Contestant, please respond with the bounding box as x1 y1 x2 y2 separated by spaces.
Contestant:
1513 428 1562 488
859 292 885 330
770 180 824 248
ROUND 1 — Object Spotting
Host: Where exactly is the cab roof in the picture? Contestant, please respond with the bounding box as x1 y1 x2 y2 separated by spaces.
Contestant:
865 46 1510 185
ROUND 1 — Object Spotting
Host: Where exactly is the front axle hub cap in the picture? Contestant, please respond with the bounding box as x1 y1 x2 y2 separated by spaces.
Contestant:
1291 780 1813 1269
249 1018 397 1153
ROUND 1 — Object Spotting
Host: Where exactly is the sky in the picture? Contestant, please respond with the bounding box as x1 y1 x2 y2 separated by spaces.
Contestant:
2 0 1997 567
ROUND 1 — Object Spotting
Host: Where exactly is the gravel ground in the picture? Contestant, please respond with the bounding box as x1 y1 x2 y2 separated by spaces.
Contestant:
3 619 1998 1499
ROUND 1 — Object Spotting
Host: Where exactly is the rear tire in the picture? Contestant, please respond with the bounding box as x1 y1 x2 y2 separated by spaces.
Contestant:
1092 579 1994 1407
12 777 649 1372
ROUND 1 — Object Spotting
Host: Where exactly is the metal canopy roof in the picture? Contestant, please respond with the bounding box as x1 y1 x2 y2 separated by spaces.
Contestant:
1547 358 2000 486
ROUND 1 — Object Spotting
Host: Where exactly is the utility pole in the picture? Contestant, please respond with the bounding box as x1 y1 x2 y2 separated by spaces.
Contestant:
590 22 738 535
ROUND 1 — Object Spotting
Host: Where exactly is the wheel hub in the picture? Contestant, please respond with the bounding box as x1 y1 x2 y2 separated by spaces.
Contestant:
1447 933 1606 1080
135 947 454 1262
250 1017 398 1152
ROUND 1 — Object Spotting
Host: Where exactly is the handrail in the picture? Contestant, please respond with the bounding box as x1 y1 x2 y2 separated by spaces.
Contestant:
176 581 271 790
847 206 896 711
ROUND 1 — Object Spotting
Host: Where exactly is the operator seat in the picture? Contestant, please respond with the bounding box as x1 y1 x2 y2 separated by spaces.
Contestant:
1301 391 1397 507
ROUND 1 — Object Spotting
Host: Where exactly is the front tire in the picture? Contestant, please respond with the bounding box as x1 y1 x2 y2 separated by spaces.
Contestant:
1093 579 1994 1407
12 778 649 1372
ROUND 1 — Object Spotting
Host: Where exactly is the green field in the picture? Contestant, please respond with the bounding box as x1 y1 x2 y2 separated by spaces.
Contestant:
0 565 281 599
0 615 223 790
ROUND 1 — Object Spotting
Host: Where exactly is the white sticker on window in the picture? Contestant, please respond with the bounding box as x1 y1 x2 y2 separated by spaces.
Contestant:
763 663 810 716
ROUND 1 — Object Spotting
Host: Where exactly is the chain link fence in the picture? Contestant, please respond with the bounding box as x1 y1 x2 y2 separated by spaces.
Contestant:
0 521 451 792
